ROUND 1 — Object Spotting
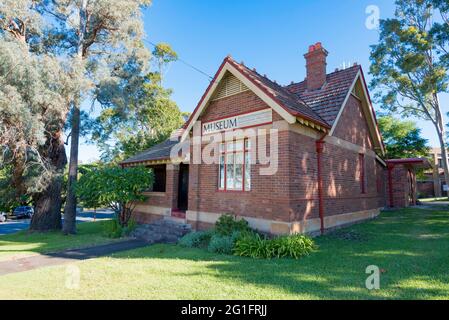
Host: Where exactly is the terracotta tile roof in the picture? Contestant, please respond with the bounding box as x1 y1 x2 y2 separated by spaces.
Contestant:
123 60 362 164
228 58 330 128
285 65 361 126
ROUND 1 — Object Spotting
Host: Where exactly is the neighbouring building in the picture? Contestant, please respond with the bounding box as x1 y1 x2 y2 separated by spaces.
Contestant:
122 43 430 235
417 147 447 198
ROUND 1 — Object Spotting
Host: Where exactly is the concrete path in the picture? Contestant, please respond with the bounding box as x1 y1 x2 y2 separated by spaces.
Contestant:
0 239 148 276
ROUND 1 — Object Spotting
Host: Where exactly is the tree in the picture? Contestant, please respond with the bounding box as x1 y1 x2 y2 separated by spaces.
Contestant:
370 0 449 196
35 0 152 234
0 1 77 231
92 44 183 163
75 166 154 227
378 115 430 159
94 72 184 162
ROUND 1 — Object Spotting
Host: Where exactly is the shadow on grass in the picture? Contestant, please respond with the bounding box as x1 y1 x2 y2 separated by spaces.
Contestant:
105 208 449 299
0 220 114 259
2 208 449 299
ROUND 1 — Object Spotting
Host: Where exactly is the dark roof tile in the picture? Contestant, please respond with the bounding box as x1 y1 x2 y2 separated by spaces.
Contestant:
285 65 360 125
121 139 178 164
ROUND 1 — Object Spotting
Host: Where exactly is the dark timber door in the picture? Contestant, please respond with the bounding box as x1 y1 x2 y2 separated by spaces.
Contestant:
177 163 189 211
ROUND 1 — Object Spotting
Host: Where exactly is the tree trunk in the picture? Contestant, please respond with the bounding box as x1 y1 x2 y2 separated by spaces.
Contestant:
30 136 67 231
62 0 88 235
435 117 449 199
432 93 449 198
63 104 80 234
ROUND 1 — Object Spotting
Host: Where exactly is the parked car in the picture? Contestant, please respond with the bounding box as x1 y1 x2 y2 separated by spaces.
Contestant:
0 212 6 223
9 206 34 219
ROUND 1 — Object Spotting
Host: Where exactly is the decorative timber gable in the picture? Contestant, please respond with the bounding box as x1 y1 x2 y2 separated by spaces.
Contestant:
212 72 249 100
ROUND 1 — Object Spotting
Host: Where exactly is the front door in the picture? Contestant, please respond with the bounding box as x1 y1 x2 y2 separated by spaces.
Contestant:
177 163 189 211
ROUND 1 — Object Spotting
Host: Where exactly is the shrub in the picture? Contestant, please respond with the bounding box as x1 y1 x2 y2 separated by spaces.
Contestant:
215 214 250 236
233 232 316 259
122 218 137 236
207 231 242 255
178 230 214 248
104 218 123 239
104 217 137 239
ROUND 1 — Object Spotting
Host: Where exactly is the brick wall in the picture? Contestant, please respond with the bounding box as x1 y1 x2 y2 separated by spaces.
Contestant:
133 164 179 223
417 181 435 198
387 164 416 207
333 95 373 149
188 89 386 229
189 90 291 222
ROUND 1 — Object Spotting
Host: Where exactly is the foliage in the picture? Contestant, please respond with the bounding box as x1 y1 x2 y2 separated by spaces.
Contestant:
75 165 154 227
378 115 430 159
0 1 83 231
178 230 214 249
105 217 137 239
93 70 184 163
33 0 153 233
369 0 449 190
233 232 316 259
215 214 250 236
207 231 242 255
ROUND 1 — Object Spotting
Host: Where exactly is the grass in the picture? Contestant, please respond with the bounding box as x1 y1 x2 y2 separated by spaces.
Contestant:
1 208 449 299
0 220 116 261
419 197 449 202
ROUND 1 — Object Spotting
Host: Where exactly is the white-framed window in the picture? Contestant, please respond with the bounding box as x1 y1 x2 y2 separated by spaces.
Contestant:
219 139 251 191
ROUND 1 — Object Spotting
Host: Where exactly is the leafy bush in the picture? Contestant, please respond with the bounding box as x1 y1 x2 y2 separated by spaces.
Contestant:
215 214 250 236
234 232 316 259
207 231 241 255
178 230 214 248
104 218 123 239
104 217 137 239
76 165 154 227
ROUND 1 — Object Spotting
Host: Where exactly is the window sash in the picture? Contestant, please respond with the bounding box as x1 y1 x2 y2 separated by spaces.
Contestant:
218 140 251 191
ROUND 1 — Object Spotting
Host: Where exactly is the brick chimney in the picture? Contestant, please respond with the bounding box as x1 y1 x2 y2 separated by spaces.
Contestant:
304 42 328 91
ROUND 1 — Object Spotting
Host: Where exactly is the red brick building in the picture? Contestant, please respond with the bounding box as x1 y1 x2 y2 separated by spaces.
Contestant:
122 43 428 235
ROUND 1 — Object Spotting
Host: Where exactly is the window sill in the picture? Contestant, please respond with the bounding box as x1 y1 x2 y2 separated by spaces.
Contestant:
142 192 166 197
217 189 251 193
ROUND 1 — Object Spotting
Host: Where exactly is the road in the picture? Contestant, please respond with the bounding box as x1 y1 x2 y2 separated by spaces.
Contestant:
0 210 114 235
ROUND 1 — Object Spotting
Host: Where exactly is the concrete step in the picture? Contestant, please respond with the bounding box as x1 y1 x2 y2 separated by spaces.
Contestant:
163 216 188 225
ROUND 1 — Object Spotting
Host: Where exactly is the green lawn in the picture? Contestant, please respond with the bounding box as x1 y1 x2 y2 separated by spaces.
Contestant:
419 197 449 202
0 220 115 261
1 208 449 299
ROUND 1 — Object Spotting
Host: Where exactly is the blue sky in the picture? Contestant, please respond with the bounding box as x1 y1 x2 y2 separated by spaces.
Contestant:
77 0 447 162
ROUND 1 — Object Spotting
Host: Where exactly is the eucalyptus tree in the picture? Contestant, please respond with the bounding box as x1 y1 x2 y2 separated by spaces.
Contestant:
378 115 429 159
0 0 79 230
370 0 449 195
35 0 152 234
92 43 183 163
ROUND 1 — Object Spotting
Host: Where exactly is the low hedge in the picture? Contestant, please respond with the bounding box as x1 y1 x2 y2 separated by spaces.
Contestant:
178 214 316 259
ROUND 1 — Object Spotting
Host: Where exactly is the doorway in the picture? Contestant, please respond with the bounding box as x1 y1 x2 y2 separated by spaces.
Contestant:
177 163 189 211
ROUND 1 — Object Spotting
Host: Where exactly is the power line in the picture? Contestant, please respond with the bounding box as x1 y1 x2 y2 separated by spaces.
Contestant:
143 39 214 81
